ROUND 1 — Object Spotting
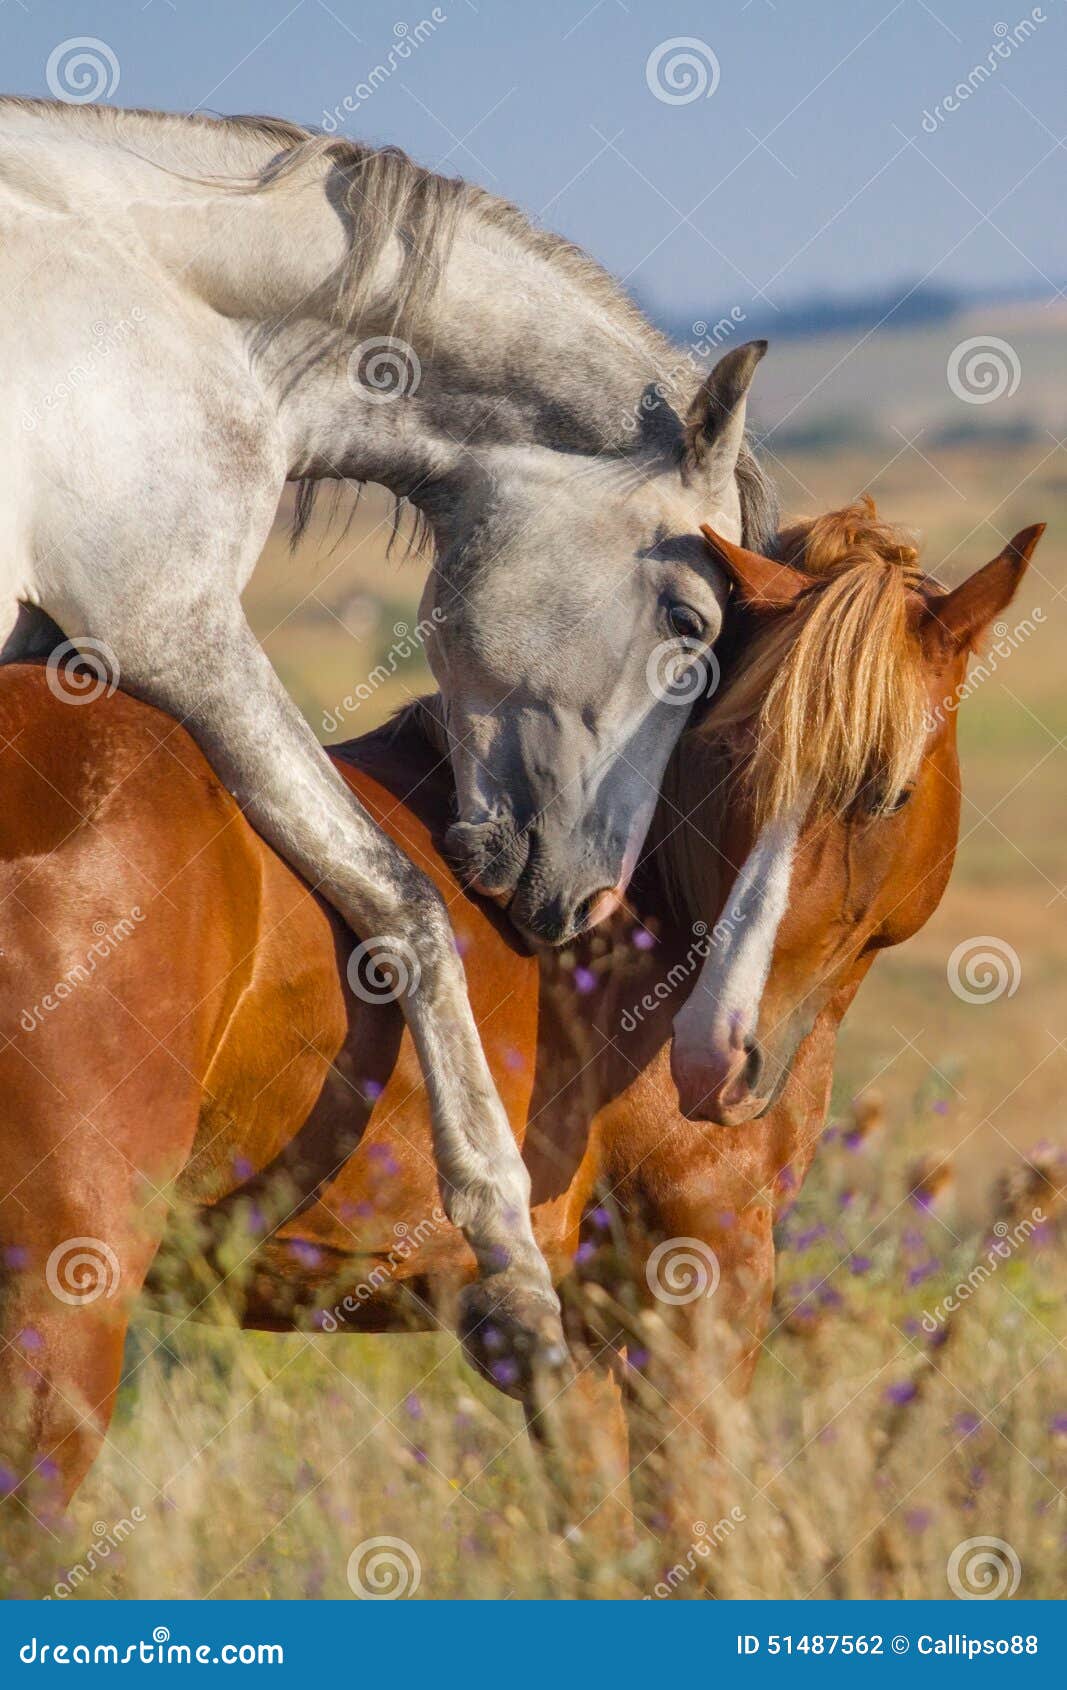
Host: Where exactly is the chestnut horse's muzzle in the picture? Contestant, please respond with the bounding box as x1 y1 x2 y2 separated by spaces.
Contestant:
670 1032 770 1126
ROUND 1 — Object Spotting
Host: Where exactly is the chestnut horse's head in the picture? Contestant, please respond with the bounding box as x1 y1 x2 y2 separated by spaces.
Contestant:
665 498 1045 1124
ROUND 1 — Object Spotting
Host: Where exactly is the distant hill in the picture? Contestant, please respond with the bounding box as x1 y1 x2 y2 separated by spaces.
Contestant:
643 284 1067 446
652 281 1066 348
657 283 962 346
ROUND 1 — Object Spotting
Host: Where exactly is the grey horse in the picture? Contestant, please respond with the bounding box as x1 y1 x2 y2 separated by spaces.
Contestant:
0 100 774 1382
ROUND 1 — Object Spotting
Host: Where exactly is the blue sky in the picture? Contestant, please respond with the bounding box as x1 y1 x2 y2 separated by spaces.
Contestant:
4 0 1064 319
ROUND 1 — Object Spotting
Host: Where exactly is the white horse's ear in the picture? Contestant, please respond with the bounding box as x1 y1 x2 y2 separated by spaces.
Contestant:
684 340 767 487
925 524 1045 651
700 523 814 616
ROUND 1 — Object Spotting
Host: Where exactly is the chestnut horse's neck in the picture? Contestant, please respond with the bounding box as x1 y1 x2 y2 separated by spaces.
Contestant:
336 706 707 1062
334 704 851 1218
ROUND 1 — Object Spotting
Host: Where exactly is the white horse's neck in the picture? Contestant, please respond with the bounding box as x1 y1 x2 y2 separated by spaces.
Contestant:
0 103 683 496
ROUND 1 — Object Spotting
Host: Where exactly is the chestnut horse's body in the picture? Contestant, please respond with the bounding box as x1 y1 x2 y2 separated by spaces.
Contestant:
0 666 834 1503
0 504 1039 1510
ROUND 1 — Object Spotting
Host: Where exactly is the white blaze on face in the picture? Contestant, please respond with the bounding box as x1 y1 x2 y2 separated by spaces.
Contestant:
672 800 806 1064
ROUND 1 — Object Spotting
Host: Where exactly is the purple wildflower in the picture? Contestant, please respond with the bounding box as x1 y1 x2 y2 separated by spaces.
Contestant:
885 1380 918 1406
3 1245 29 1269
796 1224 828 1251
905 1508 932 1534
953 1413 981 1439
849 1254 873 1276
573 966 597 995
632 927 655 951
288 1240 321 1268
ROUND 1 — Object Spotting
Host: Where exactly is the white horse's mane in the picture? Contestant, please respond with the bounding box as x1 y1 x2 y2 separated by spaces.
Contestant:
0 97 777 550
0 98 667 349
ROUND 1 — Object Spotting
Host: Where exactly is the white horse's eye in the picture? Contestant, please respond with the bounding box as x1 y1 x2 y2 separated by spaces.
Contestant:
667 603 705 640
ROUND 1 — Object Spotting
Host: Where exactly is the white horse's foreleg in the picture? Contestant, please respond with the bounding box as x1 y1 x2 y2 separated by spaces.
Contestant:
47 598 564 1391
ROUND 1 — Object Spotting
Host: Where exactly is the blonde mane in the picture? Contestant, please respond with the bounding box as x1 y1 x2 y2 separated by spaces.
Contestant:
657 498 933 917
711 497 930 826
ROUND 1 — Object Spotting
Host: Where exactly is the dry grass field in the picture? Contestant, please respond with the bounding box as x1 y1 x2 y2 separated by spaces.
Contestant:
4 316 1065 1602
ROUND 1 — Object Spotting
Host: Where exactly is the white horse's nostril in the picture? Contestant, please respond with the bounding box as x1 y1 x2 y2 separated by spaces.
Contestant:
580 885 624 929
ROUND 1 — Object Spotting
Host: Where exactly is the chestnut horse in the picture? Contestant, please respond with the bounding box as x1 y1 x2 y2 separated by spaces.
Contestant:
0 504 1041 1522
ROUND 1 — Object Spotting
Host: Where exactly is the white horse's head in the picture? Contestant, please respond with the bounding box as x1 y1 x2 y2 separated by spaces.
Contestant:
427 343 771 945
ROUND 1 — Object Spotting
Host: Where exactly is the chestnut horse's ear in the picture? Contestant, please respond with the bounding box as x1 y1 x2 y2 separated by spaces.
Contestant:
926 524 1046 650
700 523 815 615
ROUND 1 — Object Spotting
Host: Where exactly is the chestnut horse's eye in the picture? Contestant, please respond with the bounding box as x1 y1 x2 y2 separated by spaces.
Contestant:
862 784 914 817
884 785 915 814
667 603 706 641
